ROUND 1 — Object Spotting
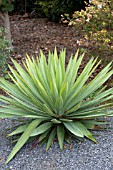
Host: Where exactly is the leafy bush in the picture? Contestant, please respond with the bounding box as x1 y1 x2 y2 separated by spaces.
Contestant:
0 48 113 163
5 0 89 21
0 27 10 76
0 0 14 12
35 0 89 22
68 0 113 59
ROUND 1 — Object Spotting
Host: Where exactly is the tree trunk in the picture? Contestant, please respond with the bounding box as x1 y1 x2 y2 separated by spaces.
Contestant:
0 11 13 50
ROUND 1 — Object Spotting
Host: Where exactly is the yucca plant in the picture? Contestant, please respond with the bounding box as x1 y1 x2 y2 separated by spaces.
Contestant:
0 48 113 164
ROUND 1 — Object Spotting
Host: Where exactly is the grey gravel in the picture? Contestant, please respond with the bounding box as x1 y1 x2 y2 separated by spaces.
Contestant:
0 118 113 170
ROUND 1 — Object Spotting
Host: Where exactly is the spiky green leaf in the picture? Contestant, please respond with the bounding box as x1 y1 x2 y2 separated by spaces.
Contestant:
57 125 65 150
6 119 42 164
64 122 84 137
46 127 56 150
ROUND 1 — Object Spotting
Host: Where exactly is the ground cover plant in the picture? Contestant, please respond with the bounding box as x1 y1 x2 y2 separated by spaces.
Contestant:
0 48 113 163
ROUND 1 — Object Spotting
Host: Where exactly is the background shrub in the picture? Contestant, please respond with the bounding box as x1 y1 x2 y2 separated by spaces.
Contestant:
35 0 89 22
67 0 113 63
11 0 89 22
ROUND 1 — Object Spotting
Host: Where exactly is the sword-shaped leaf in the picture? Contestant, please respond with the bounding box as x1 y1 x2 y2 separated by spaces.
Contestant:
30 122 53 137
74 122 97 143
57 125 65 150
46 127 56 151
7 124 28 136
64 122 84 137
6 119 42 164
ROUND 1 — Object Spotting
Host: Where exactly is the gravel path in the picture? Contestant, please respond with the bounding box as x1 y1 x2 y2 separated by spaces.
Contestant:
0 118 113 170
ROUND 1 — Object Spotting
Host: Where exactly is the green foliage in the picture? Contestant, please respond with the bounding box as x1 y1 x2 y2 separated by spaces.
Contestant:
3 0 89 21
0 48 113 163
68 0 113 59
35 0 88 22
0 0 14 12
0 27 10 76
